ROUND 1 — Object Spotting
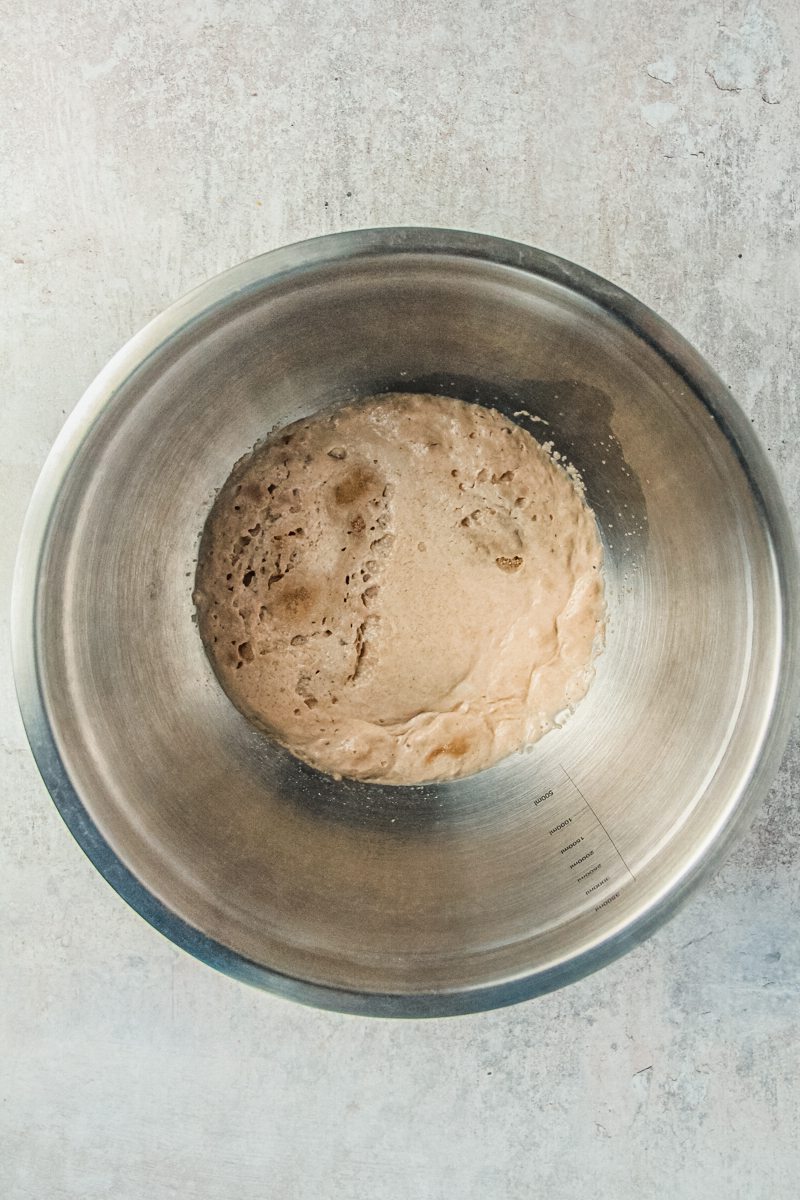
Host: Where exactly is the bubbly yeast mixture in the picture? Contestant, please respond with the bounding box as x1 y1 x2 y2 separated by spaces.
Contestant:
194 393 604 783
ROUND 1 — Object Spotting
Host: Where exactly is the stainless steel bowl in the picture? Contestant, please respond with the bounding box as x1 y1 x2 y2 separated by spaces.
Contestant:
13 229 799 1016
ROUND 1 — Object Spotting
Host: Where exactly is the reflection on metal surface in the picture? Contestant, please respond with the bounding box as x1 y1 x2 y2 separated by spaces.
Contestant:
11 229 800 1016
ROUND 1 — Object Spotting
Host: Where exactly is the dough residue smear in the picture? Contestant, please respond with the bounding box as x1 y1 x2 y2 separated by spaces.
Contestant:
194 393 605 784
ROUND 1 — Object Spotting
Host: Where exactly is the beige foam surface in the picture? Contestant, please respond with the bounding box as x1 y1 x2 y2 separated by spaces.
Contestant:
194 394 604 783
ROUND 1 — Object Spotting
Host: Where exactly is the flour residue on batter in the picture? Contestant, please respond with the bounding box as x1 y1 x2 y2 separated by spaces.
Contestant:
194 393 605 784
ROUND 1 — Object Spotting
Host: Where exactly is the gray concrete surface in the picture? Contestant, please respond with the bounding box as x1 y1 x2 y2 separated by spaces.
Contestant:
2 1 799 1196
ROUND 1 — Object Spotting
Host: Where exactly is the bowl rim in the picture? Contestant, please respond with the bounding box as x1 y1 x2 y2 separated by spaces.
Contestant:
12 226 800 1017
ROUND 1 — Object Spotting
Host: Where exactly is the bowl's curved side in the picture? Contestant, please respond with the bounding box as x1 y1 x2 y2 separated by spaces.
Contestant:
12 228 800 1016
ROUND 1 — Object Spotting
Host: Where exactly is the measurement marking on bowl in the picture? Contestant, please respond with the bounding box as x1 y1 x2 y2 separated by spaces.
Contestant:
560 766 636 881
529 765 637 917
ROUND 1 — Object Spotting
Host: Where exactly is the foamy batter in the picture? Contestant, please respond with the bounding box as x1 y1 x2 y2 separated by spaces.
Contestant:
194 394 604 784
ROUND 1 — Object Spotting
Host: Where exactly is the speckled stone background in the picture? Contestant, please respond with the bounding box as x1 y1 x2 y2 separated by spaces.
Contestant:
2 2 799 1196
